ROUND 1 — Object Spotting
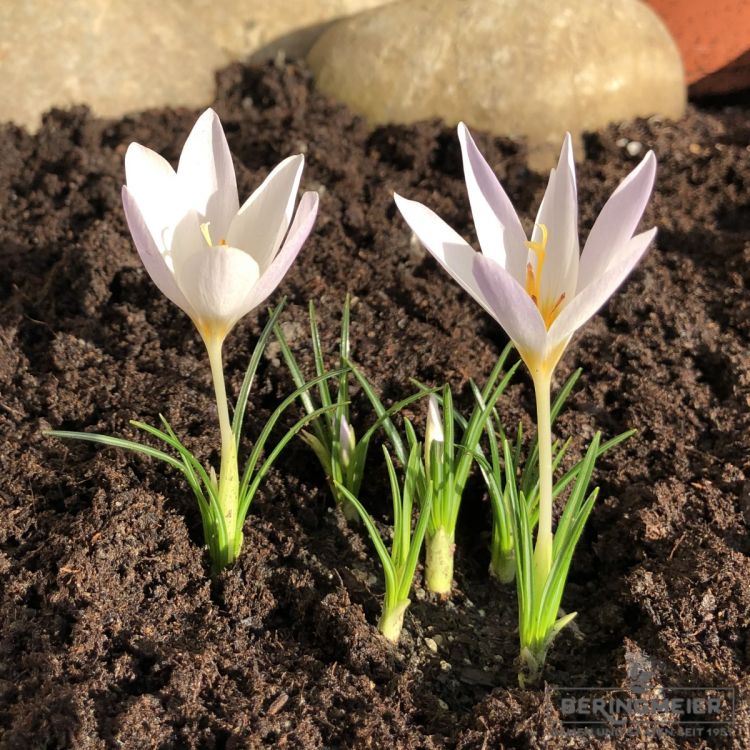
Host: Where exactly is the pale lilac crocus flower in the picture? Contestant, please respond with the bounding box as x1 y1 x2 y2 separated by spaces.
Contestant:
395 123 656 589
122 108 318 346
122 108 318 546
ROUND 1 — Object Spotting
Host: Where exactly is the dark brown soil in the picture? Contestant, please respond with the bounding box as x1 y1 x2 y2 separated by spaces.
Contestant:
1 60 748 749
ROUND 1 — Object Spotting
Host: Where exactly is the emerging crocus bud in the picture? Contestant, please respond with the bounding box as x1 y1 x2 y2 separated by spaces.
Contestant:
339 414 356 469
425 394 444 467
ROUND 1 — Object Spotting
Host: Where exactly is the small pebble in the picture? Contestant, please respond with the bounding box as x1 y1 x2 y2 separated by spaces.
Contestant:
477 609 486 618
425 637 438 653
616 137 629 147
267 693 289 716
409 232 426 260
626 141 643 156
440 660 452 671
437 699 449 711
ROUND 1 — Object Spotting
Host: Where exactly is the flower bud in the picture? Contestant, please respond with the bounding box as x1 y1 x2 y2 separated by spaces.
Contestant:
425 394 444 467
339 414 356 468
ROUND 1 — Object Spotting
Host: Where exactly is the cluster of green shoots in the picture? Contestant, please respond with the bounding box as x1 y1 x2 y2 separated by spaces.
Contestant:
49 298 631 684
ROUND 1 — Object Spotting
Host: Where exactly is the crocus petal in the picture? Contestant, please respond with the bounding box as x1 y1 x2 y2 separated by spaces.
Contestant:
175 244 260 339
473 254 547 358
121 186 195 318
241 190 320 314
532 133 579 309
177 108 239 240
168 208 214 277
225 154 305 272
547 227 657 347
457 123 527 284
394 193 495 313
577 151 657 292
124 143 178 252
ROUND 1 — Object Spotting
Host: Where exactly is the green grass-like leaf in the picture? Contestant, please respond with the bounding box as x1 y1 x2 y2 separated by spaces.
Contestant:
335 441 433 639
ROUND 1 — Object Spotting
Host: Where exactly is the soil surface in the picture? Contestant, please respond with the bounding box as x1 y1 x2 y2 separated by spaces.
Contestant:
1 60 749 749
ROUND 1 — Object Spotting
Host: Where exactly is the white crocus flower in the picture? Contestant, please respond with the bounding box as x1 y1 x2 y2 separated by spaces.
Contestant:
394 123 656 381
121 108 319 550
394 123 656 599
122 108 319 346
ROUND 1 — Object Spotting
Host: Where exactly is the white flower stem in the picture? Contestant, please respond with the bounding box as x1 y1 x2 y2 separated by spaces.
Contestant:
378 599 410 643
204 334 240 565
425 526 454 596
490 540 516 584
532 370 553 594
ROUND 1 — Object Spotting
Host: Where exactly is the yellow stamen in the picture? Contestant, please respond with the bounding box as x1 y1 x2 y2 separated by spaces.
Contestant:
524 224 548 304
200 223 229 249
543 292 566 328
525 262 537 304
523 223 565 329
200 222 213 247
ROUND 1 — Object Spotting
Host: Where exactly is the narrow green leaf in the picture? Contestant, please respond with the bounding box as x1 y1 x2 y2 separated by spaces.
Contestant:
397 479 434 603
338 293 351 407
46 430 184 472
455 359 521 490
552 433 600 559
383 446 403 560
539 489 598 632
232 299 287 447
309 300 333 410
502 438 532 633
300 430 333 479
154 417 219 506
347 358 431 466
239 401 340 520
442 385 455 467
273 318 316 416
335 483 398 597
481 342 516 401
240 369 346 496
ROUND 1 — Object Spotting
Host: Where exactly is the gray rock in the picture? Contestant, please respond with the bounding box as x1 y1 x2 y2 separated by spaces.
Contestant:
0 0 391 131
308 0 686 168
